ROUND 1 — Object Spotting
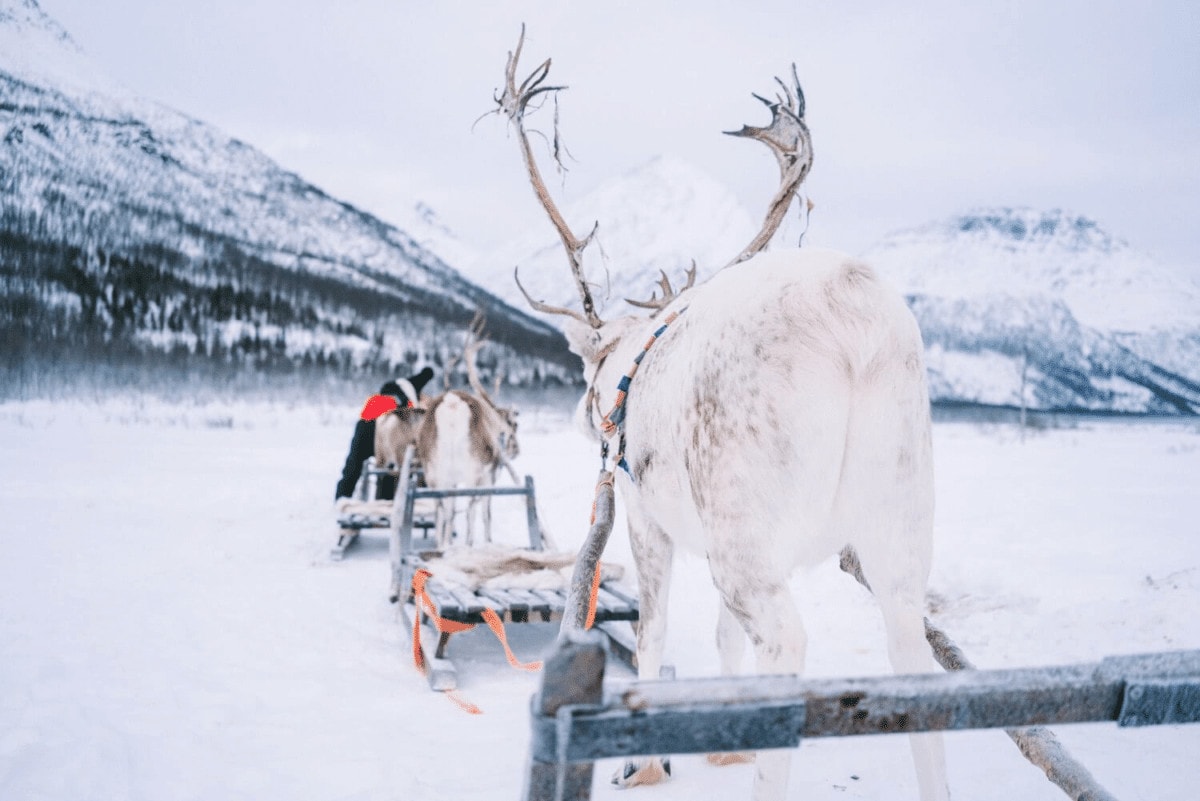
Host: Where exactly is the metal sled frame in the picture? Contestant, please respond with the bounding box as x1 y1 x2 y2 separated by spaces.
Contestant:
387 445 640 690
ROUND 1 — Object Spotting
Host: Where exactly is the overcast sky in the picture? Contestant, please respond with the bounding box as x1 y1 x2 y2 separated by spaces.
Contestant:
35 1 1200 272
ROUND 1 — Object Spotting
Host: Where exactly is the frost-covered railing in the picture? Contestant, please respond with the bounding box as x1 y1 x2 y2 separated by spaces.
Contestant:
521 634 1200 801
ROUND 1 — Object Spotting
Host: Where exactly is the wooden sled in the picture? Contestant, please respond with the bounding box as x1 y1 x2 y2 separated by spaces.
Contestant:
332 456 435 560
387 446 640 690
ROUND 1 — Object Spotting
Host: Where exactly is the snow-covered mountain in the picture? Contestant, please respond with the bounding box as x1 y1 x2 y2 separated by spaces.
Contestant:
6 1 1193 414
0 0 576 391
478 157 1198 415
864 208 1200 414
468 155 758 318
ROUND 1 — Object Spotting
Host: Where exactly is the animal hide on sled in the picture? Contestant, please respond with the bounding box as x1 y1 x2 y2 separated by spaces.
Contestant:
422 544 625 592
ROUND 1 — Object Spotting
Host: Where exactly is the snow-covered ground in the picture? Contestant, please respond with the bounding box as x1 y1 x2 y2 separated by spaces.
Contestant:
1 397 1198 800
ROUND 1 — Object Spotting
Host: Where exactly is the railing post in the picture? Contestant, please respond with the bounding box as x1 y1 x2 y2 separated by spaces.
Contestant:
522 629 607 801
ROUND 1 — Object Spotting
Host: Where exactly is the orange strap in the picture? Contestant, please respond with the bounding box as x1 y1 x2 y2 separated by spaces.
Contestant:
410 568 482 714
481 608 542 671
585 562 602 630
412 568 475 636
410 568 541 713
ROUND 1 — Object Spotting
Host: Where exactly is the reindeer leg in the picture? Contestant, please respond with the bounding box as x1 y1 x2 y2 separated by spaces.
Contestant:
463 496 473 547
709 570 806 801
842 384 948 801
715 599 746 675
612 518 674 789
482 495 493 544
856 546 949 801
705 601 755 767
465 494 489 547
463 495 476 547
878 596 949 801
436 498 453 551
474 467 490 546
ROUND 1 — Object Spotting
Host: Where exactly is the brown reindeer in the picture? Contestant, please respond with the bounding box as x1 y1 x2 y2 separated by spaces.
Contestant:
417 315 521 548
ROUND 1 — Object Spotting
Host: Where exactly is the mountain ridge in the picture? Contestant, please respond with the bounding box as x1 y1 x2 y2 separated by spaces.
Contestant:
1 0 578 396
4 1 1194 414
865 207 1200 414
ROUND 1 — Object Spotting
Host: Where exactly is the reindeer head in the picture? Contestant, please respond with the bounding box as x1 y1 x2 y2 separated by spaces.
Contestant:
494 25 813 379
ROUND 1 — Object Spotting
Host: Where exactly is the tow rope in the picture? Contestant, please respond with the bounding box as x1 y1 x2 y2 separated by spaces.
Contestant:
583 472 615 630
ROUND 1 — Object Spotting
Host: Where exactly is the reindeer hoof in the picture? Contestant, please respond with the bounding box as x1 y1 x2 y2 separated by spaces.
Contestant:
611 757 671 788
705 751 755 766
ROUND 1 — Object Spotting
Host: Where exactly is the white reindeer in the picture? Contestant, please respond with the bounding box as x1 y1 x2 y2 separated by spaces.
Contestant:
418 320 521 549
494 29 949 801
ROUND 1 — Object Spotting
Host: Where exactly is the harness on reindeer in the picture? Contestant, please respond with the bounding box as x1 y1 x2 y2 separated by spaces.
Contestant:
592 307 688 480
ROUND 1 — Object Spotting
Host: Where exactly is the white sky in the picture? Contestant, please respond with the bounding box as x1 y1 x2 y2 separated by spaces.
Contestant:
34 0 1200 273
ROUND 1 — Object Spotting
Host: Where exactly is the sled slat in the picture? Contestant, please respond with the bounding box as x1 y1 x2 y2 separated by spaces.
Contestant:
493 587 530 615
476 588 515 617
594 586 632 616
424 582 462 619
539 589 569 614
600 582 639 609
445 585 486 617
511 588 550 615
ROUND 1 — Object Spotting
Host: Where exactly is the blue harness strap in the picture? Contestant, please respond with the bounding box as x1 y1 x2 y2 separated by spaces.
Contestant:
600 307 687 478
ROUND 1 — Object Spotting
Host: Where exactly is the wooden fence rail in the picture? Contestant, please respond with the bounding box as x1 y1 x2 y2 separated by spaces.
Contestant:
522 633 1200 800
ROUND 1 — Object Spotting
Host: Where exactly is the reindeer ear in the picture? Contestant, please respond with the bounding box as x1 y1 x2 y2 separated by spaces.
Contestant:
561 318 634 364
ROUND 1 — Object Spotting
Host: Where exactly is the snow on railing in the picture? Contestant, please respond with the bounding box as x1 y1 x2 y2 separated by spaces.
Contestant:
522 631 1200 801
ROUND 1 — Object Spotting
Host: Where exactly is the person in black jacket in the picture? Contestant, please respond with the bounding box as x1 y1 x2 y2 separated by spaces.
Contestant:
335 367 435 503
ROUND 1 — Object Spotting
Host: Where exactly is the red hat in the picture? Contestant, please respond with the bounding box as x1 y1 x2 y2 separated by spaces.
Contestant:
360 394 401 421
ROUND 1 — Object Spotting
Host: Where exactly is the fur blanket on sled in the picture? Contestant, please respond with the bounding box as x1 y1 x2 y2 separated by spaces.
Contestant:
421 544 625 592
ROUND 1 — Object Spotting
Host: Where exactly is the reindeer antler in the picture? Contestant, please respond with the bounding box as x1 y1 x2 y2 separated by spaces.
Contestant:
512 268 594 326
466 309 487 343
723 64 814 269
625 262 698 314
494 25 603 329
463 340 497 408
462 311 508 414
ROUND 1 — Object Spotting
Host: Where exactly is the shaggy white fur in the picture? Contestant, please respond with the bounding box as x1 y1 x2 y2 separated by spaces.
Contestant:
421 544 624 592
